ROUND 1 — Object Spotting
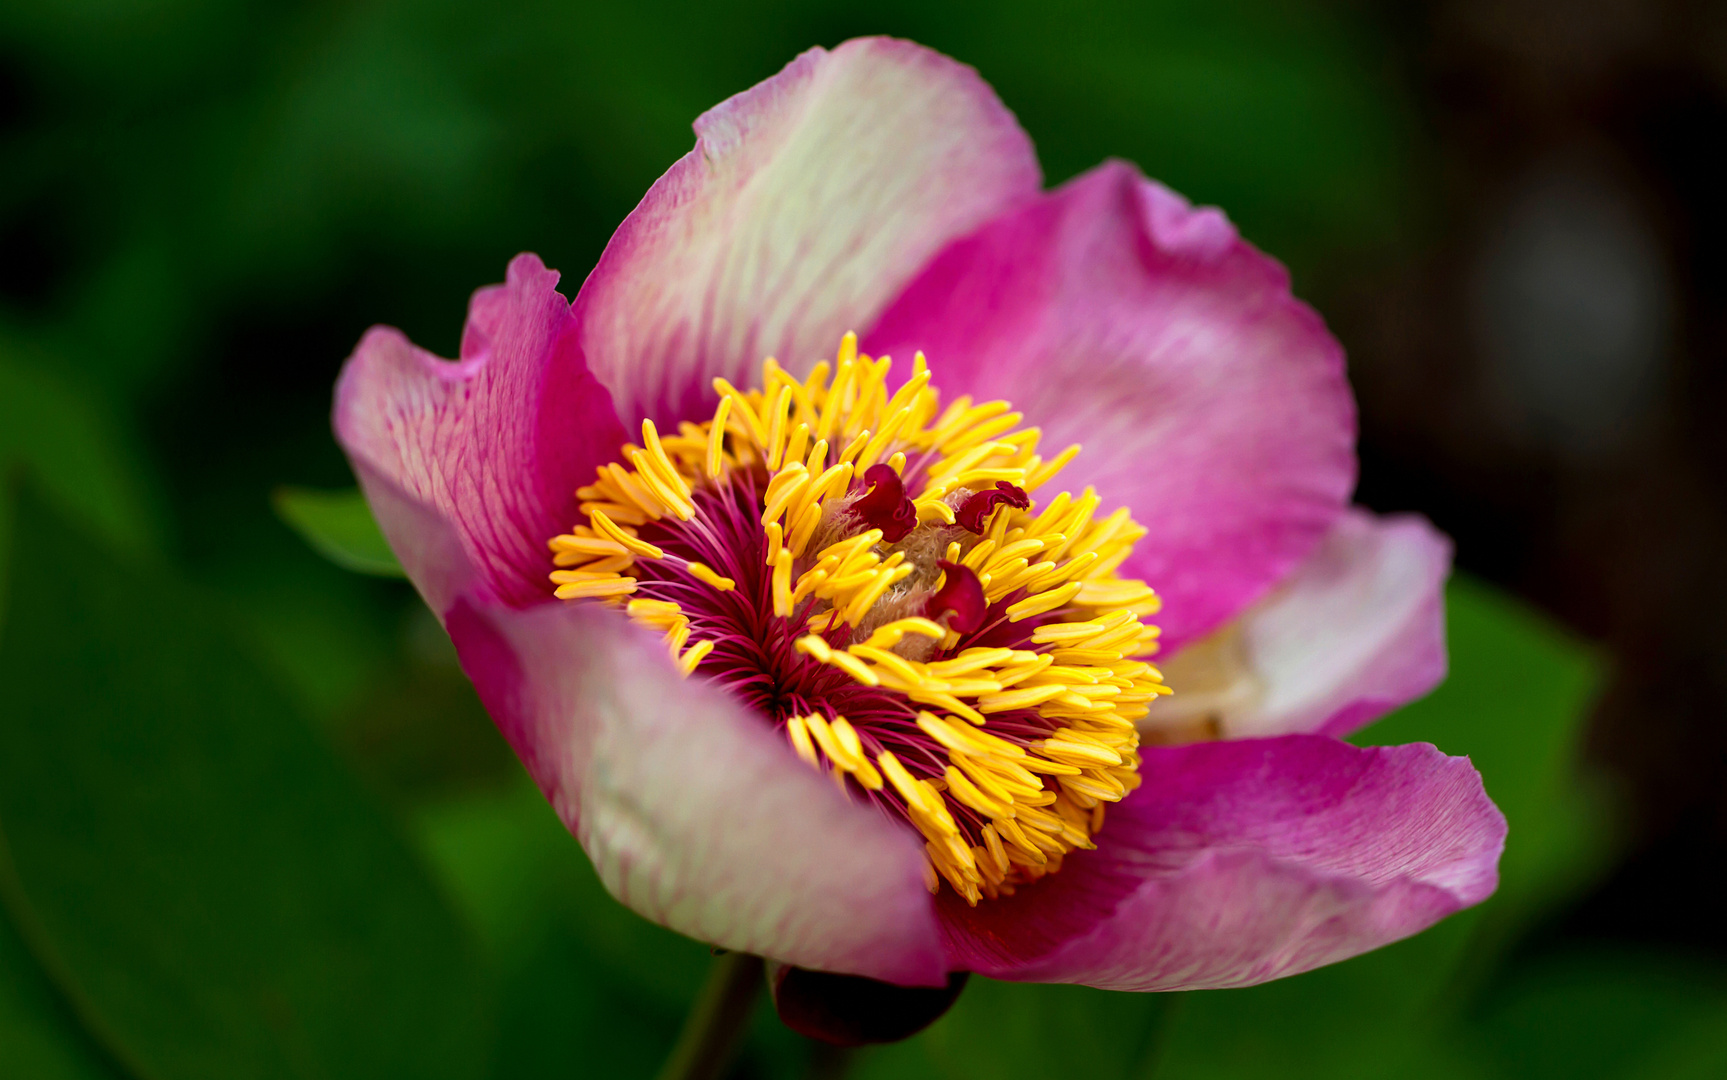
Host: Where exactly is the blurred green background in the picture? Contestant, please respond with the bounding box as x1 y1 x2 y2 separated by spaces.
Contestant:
5 1 1726 1077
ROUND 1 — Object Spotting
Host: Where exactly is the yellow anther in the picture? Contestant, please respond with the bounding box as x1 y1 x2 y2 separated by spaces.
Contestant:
772 549 794 617
944 765 1014 819
862 618 946 649
932 400 1011 449
785 716 819 766
881 367 932 424
712 377 768 445
640 419 692 499
1040 738 1125 768
849 757 885 791
763 520 784 567
942 411 1024 456
783 423 809 474
626 598 682 621
836 430 871 468
1026 444 1082 490
842 563 913 626
816 530 882 564
665 621 691 655
589 510 665 560
676 639 714 676
977 683 1070 713
685 561 736 592
809 462 854 504
548 535 628 557
1006 581 1086 622
914 712 975 756
550 569 620 585
760 469 811 527
828 650 879 686
628 449 695 520
706 396 732 479
785 501 823 558
794 634 834 662
805 436 829 474
1075 579 1160 609
803 713 846 764
1059 774 1127 804
877 752 931 813
925 647 1015 676
803 716 881 790
553 578 638 600
994 817 1047 865
915 499 957 525
846 645 925 686
764 384 793 470
986 538 1046 569
980 824 1009 875
602 462 664 521
856 404 913 470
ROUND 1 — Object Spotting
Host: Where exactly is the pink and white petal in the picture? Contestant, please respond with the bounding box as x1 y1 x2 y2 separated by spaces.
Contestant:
1149 509 1453 741
443 594 948 986
866 161 1356 650
349 456 484 619
573 36 1041 428
1235 509 1451 738
334 253 628 610
938 735 1503 990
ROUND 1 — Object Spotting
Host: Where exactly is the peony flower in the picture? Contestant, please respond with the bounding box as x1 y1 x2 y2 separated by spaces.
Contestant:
333 36 1505 1012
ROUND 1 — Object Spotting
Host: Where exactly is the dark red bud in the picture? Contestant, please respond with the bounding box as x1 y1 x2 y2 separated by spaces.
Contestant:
925 560 987 635
850 464 918 543
954 481 1031 533
769 963 970 1047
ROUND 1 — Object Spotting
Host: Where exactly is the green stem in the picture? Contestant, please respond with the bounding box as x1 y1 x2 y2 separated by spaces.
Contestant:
655 952 765 1080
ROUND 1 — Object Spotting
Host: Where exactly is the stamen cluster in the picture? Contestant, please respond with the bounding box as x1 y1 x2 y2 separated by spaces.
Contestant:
547 335 1170 904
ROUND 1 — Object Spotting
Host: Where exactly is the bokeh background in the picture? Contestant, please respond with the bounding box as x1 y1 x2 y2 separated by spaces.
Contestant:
3 1 1726 1077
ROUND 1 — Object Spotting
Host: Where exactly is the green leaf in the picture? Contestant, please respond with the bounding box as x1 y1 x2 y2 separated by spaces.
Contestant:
414 778 818 1078
0 351 163 555
0 905 124 1080
1644 999 1727 1080
0 483 490 1080
1464 950 1727 1080
273 486 405 578
413 780 712 1074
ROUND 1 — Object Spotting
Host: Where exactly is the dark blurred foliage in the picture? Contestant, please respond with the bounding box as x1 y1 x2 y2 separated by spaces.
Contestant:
1 1 1724 1077
1335 0 1727 961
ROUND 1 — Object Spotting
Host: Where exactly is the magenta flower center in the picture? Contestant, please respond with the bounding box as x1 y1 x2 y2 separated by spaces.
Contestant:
547 335 1169 904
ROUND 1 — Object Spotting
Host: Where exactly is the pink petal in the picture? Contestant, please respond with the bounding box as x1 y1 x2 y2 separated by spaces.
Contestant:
334 253 628 610
1149 509 1453 741
444 592 948 986
938 735 1503 990
865 161 1356 649
572 36 1041 428
1241 509 1451 738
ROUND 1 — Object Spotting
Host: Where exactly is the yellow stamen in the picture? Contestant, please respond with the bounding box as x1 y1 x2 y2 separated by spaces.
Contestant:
706 396 732 479
677 639 713 676
548 334 1168 906
686 561 736 592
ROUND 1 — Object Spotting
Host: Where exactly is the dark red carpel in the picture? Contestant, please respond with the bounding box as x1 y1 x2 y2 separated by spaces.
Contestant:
850 464 918 543
926 560 986 634
770 963 970 1047
955 481 1030 533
